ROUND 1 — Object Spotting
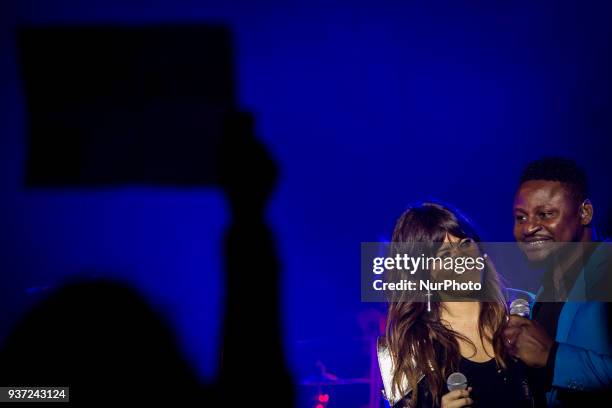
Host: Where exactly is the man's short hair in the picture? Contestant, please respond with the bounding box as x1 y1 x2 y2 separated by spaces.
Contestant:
519 157 588 203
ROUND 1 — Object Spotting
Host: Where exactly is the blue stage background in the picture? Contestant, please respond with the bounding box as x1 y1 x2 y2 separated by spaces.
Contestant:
1 1 611 405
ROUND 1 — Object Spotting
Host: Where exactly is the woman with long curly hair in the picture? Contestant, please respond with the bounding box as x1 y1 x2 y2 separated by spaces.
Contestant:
379 202 535 408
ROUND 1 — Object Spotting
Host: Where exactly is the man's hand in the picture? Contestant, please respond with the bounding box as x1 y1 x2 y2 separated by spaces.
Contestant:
503 315 554 367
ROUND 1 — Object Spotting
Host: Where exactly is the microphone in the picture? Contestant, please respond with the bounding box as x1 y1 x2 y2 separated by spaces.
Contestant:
509 298 530 318
508 298 534 407
447 372 468 391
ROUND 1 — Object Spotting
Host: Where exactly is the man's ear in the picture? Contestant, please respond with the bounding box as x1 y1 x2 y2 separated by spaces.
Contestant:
580 199 594 225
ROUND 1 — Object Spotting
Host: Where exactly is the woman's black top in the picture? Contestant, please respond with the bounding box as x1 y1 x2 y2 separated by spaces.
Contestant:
459 357 527 408
396 357 540 408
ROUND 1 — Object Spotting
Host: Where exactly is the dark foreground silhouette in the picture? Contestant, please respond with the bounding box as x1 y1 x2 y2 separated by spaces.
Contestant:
0 280 209 406
0 112 294 407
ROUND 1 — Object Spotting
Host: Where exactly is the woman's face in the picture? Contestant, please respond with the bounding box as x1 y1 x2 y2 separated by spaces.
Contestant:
430 233 484 296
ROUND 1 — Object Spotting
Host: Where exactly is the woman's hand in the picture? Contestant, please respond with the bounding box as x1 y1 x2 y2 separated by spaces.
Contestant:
441 387 472 408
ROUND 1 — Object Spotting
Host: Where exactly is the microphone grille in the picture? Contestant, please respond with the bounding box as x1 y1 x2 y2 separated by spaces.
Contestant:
509 298 530 317
447 372 468 391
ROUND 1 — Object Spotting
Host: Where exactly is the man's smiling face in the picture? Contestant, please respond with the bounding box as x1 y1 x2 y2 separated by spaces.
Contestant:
513 180 584 263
